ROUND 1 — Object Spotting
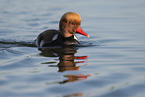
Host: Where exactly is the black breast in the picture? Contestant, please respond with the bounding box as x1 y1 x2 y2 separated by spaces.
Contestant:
43 35 79 47
37 29 79 47
62 35 79 45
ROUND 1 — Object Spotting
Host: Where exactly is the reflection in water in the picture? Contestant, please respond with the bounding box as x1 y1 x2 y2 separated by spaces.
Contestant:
64 92 83 97
39 46 90 84
60 74 90 84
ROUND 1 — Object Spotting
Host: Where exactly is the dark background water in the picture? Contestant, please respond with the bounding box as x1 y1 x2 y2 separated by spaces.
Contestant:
0 0 145 97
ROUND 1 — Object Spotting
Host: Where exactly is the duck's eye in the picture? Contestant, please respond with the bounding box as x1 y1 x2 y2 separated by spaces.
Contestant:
71 22 75 25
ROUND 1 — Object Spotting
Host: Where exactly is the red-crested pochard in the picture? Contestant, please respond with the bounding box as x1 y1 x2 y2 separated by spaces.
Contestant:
36 12 89 47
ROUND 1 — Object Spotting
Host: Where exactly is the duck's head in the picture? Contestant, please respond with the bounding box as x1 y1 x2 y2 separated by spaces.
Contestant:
59 12 89 38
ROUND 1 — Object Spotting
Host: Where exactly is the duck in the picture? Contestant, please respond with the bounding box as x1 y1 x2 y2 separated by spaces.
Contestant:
35 12 89 47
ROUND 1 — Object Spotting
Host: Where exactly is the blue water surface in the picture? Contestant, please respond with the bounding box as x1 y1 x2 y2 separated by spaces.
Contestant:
0 0 145 97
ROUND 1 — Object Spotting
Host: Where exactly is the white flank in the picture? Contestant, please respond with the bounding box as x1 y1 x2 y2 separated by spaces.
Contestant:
40 40 45 47
52 34 58 41
74 35 78 40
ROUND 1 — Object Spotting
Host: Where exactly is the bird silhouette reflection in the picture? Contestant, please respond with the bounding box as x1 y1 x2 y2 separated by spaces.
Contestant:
39 46 90 83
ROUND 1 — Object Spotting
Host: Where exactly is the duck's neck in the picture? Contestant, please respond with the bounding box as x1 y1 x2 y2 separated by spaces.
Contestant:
58 30 74 38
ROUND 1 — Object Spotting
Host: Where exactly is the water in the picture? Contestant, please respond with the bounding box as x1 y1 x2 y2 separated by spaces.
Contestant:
0 0 145 97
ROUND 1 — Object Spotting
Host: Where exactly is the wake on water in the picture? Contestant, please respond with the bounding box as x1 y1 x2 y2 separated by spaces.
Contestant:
0 39 96 50
0 40 36 48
